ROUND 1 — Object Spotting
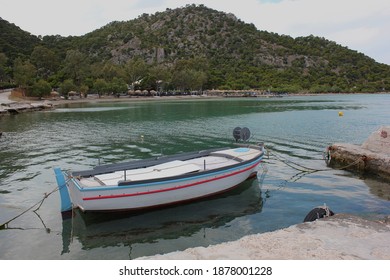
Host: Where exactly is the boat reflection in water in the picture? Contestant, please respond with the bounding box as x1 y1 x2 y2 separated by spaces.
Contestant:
61 178 264 257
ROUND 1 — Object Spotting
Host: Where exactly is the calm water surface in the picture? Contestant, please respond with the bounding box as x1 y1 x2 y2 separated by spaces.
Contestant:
0 94 389 259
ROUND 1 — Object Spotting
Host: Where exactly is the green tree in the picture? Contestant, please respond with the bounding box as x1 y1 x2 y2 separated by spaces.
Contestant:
31 79 51 97
0 53 9 85
30 46 60 79
101 62 126 82
93 78 108 96
124 58 148 89
62 50 89 85
59 79 77 96
79 84 89 98
148 64 172 92
174 57 209 73
171 69 207 92
13 58 36 87
108 77 127 96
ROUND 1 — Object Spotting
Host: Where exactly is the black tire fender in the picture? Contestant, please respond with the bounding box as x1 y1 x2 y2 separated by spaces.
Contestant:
303 206 334 222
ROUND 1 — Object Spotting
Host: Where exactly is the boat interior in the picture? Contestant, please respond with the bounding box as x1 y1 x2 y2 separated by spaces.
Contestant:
72 147 262 188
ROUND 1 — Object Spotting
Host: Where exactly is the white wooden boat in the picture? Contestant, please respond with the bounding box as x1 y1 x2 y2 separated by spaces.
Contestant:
55 140 265 212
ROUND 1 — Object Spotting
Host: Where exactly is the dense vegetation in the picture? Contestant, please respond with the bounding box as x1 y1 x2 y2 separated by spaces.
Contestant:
1 4 390 97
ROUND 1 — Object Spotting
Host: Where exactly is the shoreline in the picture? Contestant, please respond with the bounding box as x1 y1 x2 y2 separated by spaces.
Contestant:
2 90 390 112
50 94 225 106
0 92 223 116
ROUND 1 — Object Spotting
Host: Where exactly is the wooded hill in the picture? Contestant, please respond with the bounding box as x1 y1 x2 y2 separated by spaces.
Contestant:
1 4 390 96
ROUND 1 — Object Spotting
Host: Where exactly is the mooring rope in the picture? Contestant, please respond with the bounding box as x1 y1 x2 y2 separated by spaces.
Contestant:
0 186 59 229
260 146 367 205
266 147 327 172
267 147 364 173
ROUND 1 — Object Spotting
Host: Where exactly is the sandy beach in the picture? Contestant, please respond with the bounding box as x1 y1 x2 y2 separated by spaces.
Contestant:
0 89 225 108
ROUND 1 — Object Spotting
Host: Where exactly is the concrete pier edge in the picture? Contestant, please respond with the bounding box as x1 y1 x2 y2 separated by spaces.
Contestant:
138 214 390 260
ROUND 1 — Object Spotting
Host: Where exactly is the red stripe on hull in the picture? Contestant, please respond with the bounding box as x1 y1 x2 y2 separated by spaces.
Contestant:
83 161 260 201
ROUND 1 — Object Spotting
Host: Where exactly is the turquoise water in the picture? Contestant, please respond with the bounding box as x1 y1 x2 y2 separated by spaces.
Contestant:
0 94 389 259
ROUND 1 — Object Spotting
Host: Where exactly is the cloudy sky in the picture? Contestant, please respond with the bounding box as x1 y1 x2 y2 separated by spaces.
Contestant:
1 0 389 65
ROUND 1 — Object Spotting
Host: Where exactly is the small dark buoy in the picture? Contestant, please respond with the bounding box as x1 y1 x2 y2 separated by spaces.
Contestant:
233 127 242 142
303 205 334 222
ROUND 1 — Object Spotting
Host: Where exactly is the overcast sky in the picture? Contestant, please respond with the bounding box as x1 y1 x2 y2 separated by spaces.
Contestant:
1 0 389 65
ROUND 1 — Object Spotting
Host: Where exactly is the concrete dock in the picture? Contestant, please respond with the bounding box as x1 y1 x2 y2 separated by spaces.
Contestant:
139 214 390 260
328 126 390 181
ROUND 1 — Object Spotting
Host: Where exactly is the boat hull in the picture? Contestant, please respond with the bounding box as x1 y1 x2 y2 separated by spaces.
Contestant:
64 157 262 212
